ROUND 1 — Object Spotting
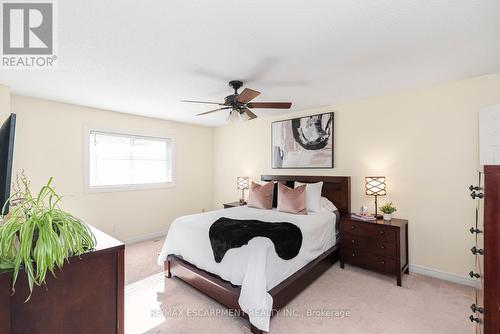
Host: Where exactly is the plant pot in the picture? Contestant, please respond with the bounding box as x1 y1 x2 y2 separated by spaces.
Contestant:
383 213 392 221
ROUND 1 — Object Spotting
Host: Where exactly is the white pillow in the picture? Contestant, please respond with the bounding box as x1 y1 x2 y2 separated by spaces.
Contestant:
320 197 338 212
294 181 323 213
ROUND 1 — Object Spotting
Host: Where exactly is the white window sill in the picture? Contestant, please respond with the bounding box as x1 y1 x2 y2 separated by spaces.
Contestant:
84 182 175 194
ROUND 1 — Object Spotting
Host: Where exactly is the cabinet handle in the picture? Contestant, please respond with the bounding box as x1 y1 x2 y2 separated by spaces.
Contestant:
471 246 484 255
469 185 483 191
381 260 386 265
469 271 481 279
379 230 385 235
351 225 356 230
351 253 355 257
470 191 484 199
471 304 484 314
351 239 355 244
380 245 386 249
469 227 483 234
469 315 481 323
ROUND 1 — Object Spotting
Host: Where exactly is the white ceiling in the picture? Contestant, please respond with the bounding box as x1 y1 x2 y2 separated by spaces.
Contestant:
1 0 500 127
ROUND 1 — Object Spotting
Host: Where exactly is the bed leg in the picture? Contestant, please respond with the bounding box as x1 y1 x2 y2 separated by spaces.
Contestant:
250 324 264 334
164 260 172 278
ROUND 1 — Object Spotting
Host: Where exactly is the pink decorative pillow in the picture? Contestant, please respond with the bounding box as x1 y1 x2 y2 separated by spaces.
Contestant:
247 181 274 209
277 183 307 215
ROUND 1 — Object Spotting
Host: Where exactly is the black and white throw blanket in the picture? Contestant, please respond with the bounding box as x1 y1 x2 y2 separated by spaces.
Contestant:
209 217 303 263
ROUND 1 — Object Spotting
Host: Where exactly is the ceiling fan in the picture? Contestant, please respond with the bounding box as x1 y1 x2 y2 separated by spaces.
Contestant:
181 80 292 121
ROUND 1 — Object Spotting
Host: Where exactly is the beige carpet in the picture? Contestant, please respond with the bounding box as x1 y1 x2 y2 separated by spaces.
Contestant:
125 239 475 334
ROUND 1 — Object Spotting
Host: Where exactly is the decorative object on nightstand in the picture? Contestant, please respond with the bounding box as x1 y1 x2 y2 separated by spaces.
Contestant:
237 176 249 204
380 202 397 221
340 216 409 286
365 176 387 218
223 201 246 209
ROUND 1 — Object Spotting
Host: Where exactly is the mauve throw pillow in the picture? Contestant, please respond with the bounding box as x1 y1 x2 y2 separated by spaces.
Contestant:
247 181 274 209
277 183 307 215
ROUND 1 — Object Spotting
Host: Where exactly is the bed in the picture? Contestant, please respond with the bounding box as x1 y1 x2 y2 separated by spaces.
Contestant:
159 175 350 333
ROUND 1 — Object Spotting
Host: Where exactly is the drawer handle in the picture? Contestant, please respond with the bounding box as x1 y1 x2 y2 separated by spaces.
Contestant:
471 304 484 314
351 225 356 230
469 315 481 323
351 239 355 244
469 227 482 234
470 191 483 200
469 271 481 279
469 185 483 191
471 246 484 256
380 245 386 250
351 253 355 257
381 260 386 265
379 230 385 235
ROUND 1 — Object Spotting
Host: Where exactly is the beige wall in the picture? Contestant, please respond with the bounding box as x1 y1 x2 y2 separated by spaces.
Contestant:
0 85 10 115
6 95 214 242
213 73 500 277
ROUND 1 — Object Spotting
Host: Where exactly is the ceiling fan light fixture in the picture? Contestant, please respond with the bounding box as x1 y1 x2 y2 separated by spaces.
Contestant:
227 109 240 122
183 80 292 122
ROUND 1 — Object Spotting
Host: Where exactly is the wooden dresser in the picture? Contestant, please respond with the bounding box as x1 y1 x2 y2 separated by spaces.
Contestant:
0 226 124 334
340 217 409 286
469 166 500 333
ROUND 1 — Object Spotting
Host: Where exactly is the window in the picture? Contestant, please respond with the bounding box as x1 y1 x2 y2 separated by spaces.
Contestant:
85 129 174 191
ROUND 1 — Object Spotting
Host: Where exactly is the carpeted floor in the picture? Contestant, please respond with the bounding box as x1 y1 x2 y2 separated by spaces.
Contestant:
125 238 475 334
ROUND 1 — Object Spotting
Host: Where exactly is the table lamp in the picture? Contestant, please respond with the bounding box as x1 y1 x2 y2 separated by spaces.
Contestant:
237 177 249 204
365 176 386 218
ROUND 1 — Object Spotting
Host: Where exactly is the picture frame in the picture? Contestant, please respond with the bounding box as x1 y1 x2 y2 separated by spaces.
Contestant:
271 112 334 169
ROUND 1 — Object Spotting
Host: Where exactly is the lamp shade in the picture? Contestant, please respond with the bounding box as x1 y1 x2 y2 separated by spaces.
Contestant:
227 110 241 122
365 176 387 196
237 177 249 190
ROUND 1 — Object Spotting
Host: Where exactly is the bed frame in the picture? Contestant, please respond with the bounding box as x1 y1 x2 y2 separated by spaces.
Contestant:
164 175 351 334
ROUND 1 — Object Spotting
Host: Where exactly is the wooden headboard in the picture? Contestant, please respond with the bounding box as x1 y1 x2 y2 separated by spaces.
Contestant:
261 175 351 217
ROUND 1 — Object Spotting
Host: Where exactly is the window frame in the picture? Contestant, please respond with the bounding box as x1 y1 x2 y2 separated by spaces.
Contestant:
83 126 175 193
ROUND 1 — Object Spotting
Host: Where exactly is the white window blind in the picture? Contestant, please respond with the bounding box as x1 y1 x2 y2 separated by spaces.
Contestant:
88 130 173 189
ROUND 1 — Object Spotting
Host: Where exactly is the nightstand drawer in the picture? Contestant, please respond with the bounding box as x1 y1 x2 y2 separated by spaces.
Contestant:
341 233 397 258
341 220 397 242
343 249 397 274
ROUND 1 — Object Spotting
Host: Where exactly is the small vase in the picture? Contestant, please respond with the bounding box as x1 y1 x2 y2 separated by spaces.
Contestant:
383 213 392 221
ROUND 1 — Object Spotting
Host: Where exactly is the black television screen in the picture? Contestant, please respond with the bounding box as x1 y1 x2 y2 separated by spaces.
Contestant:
0 113 16 215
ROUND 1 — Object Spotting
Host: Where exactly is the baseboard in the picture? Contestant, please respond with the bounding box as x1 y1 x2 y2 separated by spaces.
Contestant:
123 230 168 245
410 264 478 288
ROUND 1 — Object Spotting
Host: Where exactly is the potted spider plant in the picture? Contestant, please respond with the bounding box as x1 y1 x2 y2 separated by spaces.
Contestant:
0 173 96 300
380 202 397 221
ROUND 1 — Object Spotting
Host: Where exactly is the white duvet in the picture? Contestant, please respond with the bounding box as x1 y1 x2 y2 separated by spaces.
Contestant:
158 205 337 332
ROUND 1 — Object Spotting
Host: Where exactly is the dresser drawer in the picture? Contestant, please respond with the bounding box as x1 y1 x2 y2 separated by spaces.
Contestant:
341 233 397 258
343 249 397 274
341 220 397 242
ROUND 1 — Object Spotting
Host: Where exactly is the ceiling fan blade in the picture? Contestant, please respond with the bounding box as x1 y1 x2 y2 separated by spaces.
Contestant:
246 102 292 109
196 107 231 116
235 88 261 104
181 100 224 105
242 108 258 120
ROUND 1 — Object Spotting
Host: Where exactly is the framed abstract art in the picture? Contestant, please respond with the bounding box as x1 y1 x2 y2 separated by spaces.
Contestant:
271 112 334 169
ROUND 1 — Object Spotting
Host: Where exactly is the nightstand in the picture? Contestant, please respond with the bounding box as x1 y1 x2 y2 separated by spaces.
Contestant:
340 216 409 286
223 201 246 209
